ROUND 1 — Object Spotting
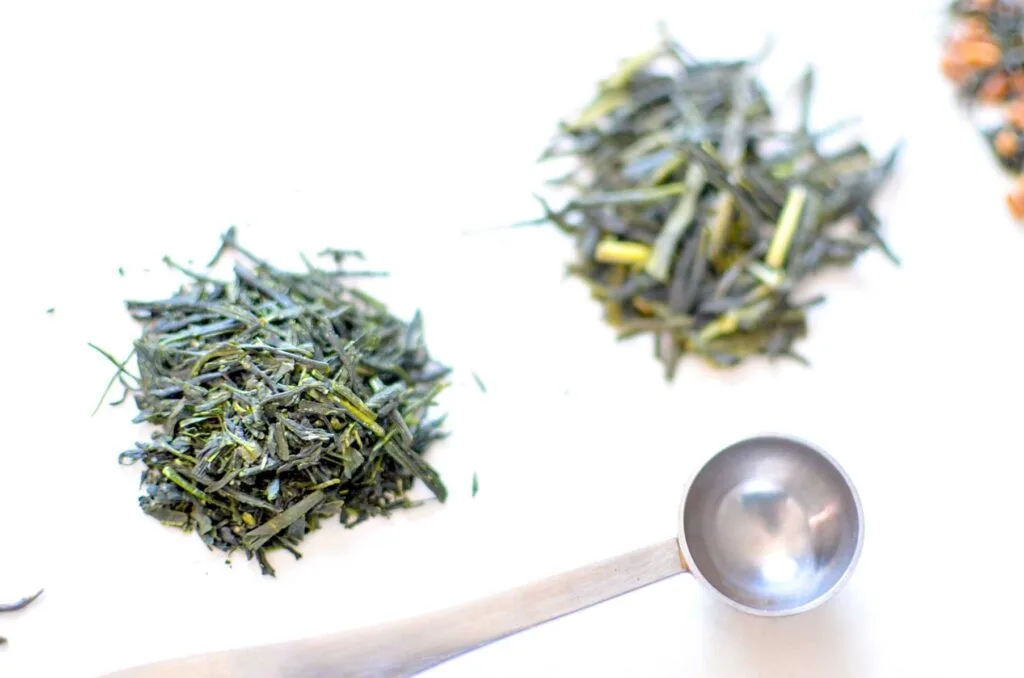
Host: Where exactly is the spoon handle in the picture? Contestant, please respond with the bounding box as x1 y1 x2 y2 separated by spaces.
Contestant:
101 538 686 678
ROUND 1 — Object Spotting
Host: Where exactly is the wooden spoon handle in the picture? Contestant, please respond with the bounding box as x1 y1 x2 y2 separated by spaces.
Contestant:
101 538 686 678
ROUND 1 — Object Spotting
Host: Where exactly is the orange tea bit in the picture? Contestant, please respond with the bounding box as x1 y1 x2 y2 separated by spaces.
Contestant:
1008 177 1024 220
980 73 1011 102
956 39 1002 68
941 53 971 84
961 16 990 41
972 0 994 9
1011 73 1024 96
1008 100 1024 128
1008 190 1024 220
995 128 1019 158
632 296 655 316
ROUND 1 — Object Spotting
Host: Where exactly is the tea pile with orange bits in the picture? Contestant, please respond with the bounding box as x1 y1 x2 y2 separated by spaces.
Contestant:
941 0 1024 219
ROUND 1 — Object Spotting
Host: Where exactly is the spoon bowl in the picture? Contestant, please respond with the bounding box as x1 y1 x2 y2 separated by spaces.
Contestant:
678 435 863 616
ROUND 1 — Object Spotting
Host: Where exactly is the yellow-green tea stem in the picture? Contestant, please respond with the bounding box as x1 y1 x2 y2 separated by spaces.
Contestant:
336 398 385 437
602 46 663 91
572 182 687 206
707 194 735 265
595 239 652 265
696 312 739 344
571 90 630 130
649 152 686 186
161 466 228 509
766 186 808 269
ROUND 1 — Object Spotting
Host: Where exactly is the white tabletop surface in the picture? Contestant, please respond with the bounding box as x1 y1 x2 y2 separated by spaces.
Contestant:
2 1 1022 676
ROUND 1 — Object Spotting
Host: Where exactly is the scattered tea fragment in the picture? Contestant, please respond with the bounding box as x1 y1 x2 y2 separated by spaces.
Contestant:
942 1 1024 218
0 590 43 614
472 472 480 497
102 228 451 576
0 589 43 646
528 32 899 378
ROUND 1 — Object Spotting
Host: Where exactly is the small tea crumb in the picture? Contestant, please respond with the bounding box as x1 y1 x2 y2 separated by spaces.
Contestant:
1008 177 1024 219
980 73 1010 102
995 128 1019 158
1008 100 1024 129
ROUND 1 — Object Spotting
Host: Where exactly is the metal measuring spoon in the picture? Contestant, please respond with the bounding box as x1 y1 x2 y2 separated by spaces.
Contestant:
102 434 863 678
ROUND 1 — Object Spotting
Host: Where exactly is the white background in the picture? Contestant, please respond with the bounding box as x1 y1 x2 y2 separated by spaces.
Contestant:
1 1 1020 676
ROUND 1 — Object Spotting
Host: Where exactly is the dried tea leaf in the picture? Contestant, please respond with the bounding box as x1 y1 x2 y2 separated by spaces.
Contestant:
102 229 451 576
530 31 899 378
0 589 43 646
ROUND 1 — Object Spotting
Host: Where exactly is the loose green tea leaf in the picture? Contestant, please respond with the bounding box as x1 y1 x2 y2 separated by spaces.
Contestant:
472 472 479 497
0 590 43 613
105 228 451 576
0 589 43 646
531 31 899 378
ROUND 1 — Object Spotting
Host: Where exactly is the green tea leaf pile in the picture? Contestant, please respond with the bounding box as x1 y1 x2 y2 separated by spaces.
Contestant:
107 228 450 575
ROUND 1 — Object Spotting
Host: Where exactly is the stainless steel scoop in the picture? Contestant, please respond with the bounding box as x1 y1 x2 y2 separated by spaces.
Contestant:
102 434 864 678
